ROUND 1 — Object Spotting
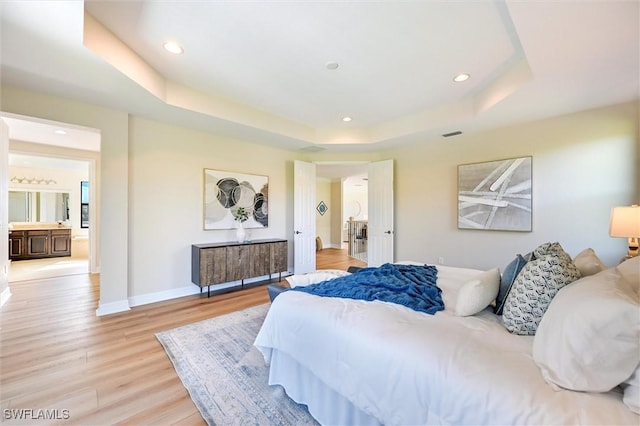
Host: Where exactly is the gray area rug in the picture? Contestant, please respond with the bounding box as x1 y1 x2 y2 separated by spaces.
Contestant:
156 304 318 426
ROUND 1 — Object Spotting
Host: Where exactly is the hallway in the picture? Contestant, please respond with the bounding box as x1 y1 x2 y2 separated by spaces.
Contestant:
316 247 367 271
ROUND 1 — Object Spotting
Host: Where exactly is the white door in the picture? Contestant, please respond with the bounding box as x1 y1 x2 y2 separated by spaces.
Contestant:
0 118 10 304
368 159 394 266
293 160 316 274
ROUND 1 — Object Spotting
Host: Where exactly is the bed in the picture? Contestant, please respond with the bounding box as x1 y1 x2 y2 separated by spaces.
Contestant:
254 243 639 425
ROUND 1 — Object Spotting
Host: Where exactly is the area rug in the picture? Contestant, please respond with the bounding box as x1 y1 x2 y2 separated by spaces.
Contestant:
156 304 317 426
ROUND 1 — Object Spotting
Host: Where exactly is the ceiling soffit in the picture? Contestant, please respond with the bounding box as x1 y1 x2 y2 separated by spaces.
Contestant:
81 1 529 147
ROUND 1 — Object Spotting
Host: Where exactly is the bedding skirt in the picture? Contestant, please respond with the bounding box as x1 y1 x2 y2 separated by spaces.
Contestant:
269 349 383 425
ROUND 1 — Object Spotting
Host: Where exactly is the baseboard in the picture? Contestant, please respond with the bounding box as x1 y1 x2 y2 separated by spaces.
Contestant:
0 287 12 308
128 285 201 308
127 273 293 308
96 299 131 316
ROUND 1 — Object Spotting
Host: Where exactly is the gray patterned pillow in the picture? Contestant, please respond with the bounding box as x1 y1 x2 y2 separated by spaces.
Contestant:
503 242 581 335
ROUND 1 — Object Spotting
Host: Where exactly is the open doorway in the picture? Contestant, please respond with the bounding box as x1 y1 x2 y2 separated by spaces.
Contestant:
3 114 100 283
316 162 368 265
8 154 91 282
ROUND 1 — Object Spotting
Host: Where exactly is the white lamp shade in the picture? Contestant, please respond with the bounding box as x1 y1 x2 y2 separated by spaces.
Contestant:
610 205 640 237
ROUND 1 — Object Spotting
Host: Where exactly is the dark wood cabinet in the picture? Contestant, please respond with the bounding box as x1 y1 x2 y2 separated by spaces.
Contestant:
27 230 49 256
192 239 288 296
9 228 72 260
50 229 72 255
9 231 25 258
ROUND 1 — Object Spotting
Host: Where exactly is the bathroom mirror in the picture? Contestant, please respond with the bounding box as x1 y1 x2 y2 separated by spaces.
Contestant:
8 191 70 223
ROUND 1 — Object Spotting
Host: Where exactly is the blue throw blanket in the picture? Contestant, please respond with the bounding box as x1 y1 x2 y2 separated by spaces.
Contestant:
291 263 443 315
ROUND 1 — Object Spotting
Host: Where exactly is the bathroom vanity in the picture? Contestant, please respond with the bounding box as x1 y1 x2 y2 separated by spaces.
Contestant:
8 223 72 261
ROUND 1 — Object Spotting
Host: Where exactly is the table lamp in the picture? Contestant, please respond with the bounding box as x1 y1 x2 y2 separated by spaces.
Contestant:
610 205 640 259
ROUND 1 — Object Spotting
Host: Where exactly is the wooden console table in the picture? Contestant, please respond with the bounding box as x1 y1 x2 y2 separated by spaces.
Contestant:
191 238 288 297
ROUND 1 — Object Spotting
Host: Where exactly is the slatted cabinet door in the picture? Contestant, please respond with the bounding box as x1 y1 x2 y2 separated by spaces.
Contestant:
270 241 288 276
249 243 271 278
226 245 251 282
200 246 227 285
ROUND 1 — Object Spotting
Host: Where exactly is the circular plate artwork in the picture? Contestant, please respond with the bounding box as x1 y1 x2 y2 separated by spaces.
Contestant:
204 169 269 229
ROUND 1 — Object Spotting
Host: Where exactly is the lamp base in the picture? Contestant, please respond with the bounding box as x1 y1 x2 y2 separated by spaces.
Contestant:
627 237 639 258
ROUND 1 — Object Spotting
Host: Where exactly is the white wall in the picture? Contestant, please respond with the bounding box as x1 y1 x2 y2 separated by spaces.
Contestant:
330 180 343 247
0 119 9 307
387 101 639 269
343 180 368 223
316 178 332 249
128 116 297 301
2 84 637 313
2 85 127 314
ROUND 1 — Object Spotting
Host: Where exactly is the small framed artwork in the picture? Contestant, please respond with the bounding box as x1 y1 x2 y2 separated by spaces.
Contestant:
458 156 532 231
203 169 269 230
316 201 328 215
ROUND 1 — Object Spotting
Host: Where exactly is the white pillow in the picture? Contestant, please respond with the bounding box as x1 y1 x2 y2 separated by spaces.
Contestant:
617 256 640 290
453 268 500 316
622 365 640 414
573 248 607 277
533 267 640 392
285 269 350 288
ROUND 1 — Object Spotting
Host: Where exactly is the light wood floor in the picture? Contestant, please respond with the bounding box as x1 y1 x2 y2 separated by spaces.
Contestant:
0 248 366 425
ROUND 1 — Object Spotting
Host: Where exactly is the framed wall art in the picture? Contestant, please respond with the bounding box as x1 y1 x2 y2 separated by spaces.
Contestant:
457 156 532 232
316 201 328 216
203 169 269 230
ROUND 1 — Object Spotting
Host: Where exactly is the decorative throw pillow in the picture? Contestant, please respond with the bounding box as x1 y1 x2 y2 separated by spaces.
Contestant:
573 248 607 277
454 268 501 316
502 242 581 335
494 254 528 315
285 269 350 288
533 267 639 393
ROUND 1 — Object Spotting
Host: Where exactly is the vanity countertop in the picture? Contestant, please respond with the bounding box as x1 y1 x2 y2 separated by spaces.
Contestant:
9 222 71 231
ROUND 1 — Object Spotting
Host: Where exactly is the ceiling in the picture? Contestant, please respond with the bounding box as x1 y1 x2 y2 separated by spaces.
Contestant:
1 1 638 162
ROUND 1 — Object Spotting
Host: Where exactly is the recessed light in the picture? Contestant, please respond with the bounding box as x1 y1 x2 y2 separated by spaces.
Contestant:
163 41 184 55
342 116 352 122
54 129 67 135
326 61 339 70
453 73 470 83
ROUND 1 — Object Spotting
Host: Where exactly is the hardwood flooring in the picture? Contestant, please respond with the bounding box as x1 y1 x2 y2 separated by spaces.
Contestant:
0 248 365 425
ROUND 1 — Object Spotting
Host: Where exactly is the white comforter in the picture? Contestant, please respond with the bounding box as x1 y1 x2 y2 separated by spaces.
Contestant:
254 265 638 425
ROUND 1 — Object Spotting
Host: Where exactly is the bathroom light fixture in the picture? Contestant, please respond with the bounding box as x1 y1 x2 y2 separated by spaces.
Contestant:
342 116 352 122
9 176 57 185
453 73 470 82
163 41 184 54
